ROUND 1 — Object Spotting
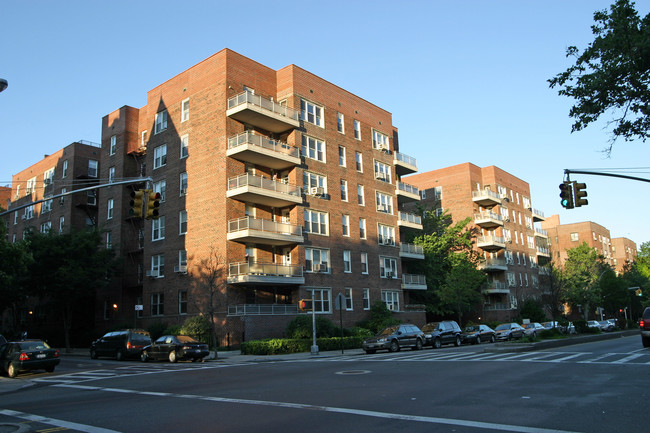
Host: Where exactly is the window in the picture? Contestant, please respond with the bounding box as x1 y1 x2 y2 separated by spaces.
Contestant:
302 135 325 162
178 290 188 315
363 288 370 310
357 185 365 206
152 254 165 278
180 172 188 195
372 129 390 150
154 110 168 134
14 185 20 198
303 171 326 193
110 135 116 155
378 224 395 246
59 216 65 233
26 177 36 195
141 131 147 147
152 216 165 241
153 144 167 169
343 250 351 273
24 205 33 220
153 180 167 202
380 256 398 278
106 231 112 249
305 248 330 273
527 235 535 249
179 249 187 268
88 160 98 177
433 186 442 201
507 272 516 287
151 293 164 316
342 214 350 236
344 288 353 310
40 221 51 233
307 288 331 313
87 191 97 206
359 218 366 239
375 192 393 214
107 198 114 220
374 160 391 183
179 210 187 235
340 179 348 201
304 209 328 235
381 290 399 311
108 166 115 183
337 112 345 134
300 99 324 127
44 168 55 185
570 232 579 242
355 151 363 172
353 119 361 140
181 98 190 122
338 146 346 167
180 134 189 158
62 160 68 178
13 212 17 225
360 252 368 274
42 196 52 213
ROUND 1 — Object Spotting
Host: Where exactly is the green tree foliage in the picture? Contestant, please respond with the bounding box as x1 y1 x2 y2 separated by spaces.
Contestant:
285 315 340 339
356 301 400 334
540 262 568 319
520 298 547 323
436 253 486 327
181 315 212 343
549 0 650 153
0 223 32 336
562 242 607 320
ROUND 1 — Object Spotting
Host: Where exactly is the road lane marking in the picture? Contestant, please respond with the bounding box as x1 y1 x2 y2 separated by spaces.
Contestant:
0 409 119 433
52 383 583 433
612 353 644 363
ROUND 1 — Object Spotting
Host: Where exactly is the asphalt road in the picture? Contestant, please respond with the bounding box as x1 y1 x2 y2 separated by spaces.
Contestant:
1 335 648 433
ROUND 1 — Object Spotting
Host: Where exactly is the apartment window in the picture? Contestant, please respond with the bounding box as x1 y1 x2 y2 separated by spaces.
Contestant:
178 290 188 315
24 205 33 220
363 288 370 310
300 99 324 127
153 144 167 169
359 218 366 239
87 190 97 206
107 198 114 220
433 186 442 201
153 180 167 202
13 212 17 225
372 129 390 150
331 245 347 274
355 151 363 172
106 231 112 249
40 221 51 233
154 109 168 134
527 235 535 249
179 210 187 235
152 216 165 241
109 135 116 155
340 179 348 201
59 216 65 233
378 224 395 246
571 232 579 242
180 172 188 195
303 171 326 192
151 293 164 316
375 192 393 214
141 131 147 147
44 168 55 185
374 160 392 183
344 288 353 310
353 119 361 140
360 252 368 274
14 185 20 198
516 252 521 265
306 288 330 313
381 290 399 311
179 249 187 268
181 98 190 122
26 177 36 195
42 197 52 213
357 185 365 206
304 209 328 235
180 134 189 158
302 135 326 162
88 160 98 177
420 189 426 200
62 160 68 178
337 112 345 134
305 248 330 273
152 254 165 278
507 272 516 287
342 214 350 236
338 146 346 167
108 166 115 183
379 256 398 278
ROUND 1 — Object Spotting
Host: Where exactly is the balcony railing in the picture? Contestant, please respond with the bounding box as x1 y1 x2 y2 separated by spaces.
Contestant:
226 91 300 133
474 211 504 229
393 151 417 175
472 189 502 207
402 273 427 290
227 216 303 245
478 258 508 271
531 208 545 222
398 211 422 226
396 181 420 204
227 131 301 169
536 246 550 256
227 173 302 207
535 228 548 237
483 303 511 311
399 243 424 259
228 304 299 316
476 235 506 251
227 261 304 285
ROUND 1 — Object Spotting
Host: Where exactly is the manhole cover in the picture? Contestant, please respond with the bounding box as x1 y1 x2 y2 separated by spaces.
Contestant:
335 370 371 375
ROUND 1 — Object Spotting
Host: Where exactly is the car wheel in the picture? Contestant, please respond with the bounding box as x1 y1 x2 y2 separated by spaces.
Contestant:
90 349 98 360
141 351 149 362
454 336 461 347
389 340 400 353
433 338 442 349
7 364 17 378
490 335 496 343
642 336 650 348
45 366 55 373
365 350 376 354
413 339 423 351
169 350 178 363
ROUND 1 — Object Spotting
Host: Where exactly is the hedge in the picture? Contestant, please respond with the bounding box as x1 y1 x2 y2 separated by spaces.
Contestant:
240 336 365 355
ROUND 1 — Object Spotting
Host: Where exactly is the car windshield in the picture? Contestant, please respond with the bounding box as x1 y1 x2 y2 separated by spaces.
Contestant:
421 323 439 333
495 324 510 331
19 341 51 350
177 336 198 343
379 326 400 336
464 326 479 332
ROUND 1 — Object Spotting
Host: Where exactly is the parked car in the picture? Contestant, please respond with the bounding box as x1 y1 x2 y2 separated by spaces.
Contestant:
141 335 210 363
542 321 565 332
421 321 462 348
640 307 650 347
606 318 618 330
461 325 495 344
587 320 601 330
495 323 525 341
522 322 546 338
0 339 60 378
599 320 615 332
362 324 425 354
90 329 152 360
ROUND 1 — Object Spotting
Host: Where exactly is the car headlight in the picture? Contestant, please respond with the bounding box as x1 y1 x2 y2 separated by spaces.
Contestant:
377 338 387 343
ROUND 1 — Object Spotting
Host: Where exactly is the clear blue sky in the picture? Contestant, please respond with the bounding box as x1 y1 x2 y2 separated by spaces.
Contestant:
1 0 648 247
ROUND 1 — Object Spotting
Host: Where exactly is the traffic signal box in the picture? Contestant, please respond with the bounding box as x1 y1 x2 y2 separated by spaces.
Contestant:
559 181 574 209
129 190 145 218
146 191 161 220
573 182 588 207
299 299 313 311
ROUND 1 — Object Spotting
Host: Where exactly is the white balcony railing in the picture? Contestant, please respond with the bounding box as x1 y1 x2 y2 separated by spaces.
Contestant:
228 173 301 197
396 181 420 196
394 152 417 167
400 243 424 255
228 261 303 278
398 211 422 225
227 131 300 159
228 304 299 316
228 216 302 237
227 91 299 122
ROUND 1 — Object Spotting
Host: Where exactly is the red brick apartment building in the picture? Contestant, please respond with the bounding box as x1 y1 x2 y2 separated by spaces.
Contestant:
99 49 426 345
406 163 550 322
0 186 11 210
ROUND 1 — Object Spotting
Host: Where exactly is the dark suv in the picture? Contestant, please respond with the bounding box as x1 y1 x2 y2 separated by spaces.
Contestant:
362 324 425 354
422 321 462 348
90 329 151 360
640 307 650 348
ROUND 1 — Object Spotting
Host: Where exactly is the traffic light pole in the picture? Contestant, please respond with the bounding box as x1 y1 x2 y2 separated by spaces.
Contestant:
565 169 650 184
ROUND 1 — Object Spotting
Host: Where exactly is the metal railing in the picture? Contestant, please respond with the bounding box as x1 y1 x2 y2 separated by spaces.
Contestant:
483 303 510 311
476 235 506 245
227 173 301 197
535 228 548 236
394 152 417 167
77 139 101 148
479 258 507 268
402 274 426 285
474 211 503 222
228 261 303 278
228 216 302 237
400 243 424 255
484 281 508 290
227 131 300 158
472 189 501 201
532 208 545 218
398 211 422 225
227 91 299 121
228 304 299 316
537 246 550 255
396 181 420 196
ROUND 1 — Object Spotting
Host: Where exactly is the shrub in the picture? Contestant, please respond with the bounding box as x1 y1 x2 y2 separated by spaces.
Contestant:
286 315 340 339
240 337 364 355
163 325 182 336
539 328 563 339
147 321 168 340
357 301 400 333
181 315 212 342
573 320 588 334
520 299 546 323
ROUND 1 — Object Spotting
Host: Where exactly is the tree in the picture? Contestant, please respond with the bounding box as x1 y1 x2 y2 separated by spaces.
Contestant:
0 223 32 337
436 253 485 327
549 0 650 154
540 262 568 319
562 242 607 320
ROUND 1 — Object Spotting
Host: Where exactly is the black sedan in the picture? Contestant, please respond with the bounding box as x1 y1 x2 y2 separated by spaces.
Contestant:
140 335 209 363
0 340 60 378
461 325 496 344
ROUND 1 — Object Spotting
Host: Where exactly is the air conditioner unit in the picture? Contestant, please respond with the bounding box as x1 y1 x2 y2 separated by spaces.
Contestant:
374 173 386 181
180 187 187 195
21 215 27 220
377 204 388 212
174 265 187 274
145 270 159 278
44 178 52 185
313 264 327 273
382 238 394 246
314 187 325 196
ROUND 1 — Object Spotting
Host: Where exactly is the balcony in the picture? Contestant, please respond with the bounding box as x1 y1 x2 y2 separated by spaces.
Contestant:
531 208 545 222
483 303 511 311
395 181 420 204
535 228 548 239
399 243 425 260
478 258 508 272
227 173 302 207
401 274 427 290
227 132 301 170
393 152 417 175
226 91 300 133
538 266 551 276
228 216 303 246
474 211 504 229
228 304 299 316
482 281 510 295
536 246 550 257
397 211 423 230
476 235 506 251
472 189 501 208
227 261 304 285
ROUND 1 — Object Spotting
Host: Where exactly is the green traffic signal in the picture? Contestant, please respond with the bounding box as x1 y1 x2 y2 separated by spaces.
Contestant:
559 182 574 209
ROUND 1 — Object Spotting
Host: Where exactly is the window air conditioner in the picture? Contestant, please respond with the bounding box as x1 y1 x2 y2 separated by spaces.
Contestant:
313 263 327 273
377 204 388 212
21 215 27 220
375 173 386 181
145 270 159 278
314 187 324 196
174 265 187 274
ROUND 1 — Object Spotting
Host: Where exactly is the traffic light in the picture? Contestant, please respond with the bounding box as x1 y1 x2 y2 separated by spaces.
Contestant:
573 182 588 207
145 191 161 220
636 289 643 297
559 181 574 209
299 299 312 311
129 190 144 217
